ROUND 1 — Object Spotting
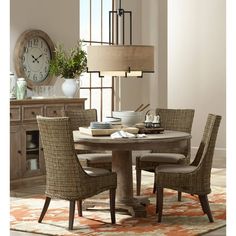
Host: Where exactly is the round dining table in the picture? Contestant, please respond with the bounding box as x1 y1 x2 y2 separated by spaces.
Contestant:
73 130 191 217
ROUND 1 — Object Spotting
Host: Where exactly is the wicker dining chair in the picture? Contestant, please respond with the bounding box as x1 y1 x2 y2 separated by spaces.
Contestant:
155 114 221 222
37 116 117 230
63 109 112 171
136 108 195 200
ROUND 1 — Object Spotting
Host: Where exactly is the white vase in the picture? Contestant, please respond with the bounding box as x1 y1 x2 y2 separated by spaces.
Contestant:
61 78 79 98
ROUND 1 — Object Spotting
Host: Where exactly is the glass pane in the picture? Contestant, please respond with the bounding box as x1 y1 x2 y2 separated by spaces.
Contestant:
91 73 101 87
80 89 90 109
102 88 112 120
102 76 112 87
80 74 90 88
26 130 40 171
80 0 90 41
91 0 101 42
103 0 112 43
91 89 101 121
81 41 89 52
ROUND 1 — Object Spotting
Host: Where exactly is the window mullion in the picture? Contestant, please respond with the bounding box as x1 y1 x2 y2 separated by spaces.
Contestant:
80 0 114 118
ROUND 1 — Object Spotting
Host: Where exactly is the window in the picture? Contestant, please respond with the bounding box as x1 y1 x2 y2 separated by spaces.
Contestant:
79 0 114 121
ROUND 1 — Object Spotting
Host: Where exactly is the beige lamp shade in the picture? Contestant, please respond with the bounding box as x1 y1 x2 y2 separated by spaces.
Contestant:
87 45 154 77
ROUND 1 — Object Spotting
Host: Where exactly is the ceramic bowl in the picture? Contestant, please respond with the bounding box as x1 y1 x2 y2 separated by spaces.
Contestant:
112 111 143 127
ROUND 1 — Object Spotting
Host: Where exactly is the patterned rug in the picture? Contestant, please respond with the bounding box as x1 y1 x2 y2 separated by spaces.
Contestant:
10 185 226 236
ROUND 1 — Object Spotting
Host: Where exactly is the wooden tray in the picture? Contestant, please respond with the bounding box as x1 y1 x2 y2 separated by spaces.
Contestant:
79 127 139 136
138 127 164 134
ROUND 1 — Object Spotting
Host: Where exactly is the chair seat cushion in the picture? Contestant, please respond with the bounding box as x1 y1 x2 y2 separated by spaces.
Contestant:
77 153 112 163
139 153 186 164
84 167 111 176
156 164 197 174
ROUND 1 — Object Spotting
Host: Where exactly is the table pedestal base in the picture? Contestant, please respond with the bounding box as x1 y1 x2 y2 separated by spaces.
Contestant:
83 149 150 217
112 150 149 217
115 198 148 217
83 196 149 217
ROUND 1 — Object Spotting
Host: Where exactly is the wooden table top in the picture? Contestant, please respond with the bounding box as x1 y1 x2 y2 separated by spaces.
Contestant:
73 130 191 151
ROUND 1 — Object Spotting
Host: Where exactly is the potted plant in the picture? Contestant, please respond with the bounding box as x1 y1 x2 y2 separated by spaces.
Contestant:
49 40 87 98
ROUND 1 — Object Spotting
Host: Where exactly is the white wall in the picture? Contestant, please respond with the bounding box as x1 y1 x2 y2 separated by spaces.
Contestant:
10 0 80 96
168 0 226 155
141 0 168 111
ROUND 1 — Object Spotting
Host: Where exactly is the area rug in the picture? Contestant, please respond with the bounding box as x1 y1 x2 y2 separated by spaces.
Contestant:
10 185 226 236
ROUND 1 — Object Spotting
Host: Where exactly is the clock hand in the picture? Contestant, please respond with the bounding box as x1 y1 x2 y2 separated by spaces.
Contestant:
36 54 43 60
31 55 40 63
31 55 37 63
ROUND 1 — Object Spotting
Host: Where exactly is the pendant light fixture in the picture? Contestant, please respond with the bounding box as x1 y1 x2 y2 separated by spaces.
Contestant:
86 0 154 78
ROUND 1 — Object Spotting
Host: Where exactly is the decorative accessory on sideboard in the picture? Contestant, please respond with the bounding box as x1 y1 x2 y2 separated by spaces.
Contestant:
10 72 17 99
16 78 27 100
49 41 87 98
61 79 80 98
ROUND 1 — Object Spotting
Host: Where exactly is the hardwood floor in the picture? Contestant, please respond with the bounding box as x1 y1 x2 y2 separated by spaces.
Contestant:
10 152 226 236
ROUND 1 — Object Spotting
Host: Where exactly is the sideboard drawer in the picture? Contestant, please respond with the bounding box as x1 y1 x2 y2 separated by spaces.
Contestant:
65 104 84 111
45 105 64 117
22 106 44 121
10 106 21 122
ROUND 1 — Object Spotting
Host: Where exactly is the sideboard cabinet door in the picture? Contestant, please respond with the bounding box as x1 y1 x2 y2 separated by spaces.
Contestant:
10 126 22 180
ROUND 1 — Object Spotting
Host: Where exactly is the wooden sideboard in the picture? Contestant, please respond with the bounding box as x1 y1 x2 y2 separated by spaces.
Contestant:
10 98 86 186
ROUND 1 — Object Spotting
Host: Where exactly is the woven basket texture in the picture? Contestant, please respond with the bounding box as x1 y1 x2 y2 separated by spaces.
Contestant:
63 109 97 130
37 116 116 201
137 108 195 171
63 109 112 170
156 114 221 195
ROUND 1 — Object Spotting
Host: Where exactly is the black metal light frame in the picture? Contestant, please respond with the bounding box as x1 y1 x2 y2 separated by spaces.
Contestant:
109 0 132 45
86 0 154 78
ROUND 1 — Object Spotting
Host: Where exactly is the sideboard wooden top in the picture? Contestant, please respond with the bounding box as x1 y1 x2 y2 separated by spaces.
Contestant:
10 98 87 106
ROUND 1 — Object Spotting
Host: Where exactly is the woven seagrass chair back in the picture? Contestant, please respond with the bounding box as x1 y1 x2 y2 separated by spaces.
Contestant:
37 116 90 200
64 109 102 155
156 108 195 133
63 109 97 130
191 114 222 185
153 108 194 156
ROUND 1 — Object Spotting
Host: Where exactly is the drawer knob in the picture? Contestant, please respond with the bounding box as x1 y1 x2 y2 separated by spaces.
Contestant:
31 111 36 115
17 150 22 154
53 110 57 114
10 113 12 118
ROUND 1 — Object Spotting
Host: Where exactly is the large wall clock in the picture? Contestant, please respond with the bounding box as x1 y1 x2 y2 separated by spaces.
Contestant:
14 29 55 89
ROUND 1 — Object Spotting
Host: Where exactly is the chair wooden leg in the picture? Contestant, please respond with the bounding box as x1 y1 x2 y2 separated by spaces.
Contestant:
153 174 156 194
178 191 182 201
77 200 82 217
156 187 163 222
110 188 116 224
38 197 51 223
69 200 76 230
198 195 214 222
198 195 207 213
136 166 142 196
156 188 158 213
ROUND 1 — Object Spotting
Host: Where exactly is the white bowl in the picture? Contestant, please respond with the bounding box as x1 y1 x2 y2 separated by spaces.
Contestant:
112 111 143 126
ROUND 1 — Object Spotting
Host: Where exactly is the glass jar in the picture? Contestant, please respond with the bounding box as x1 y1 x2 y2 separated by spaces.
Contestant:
10 72 17 99
16 78 27 100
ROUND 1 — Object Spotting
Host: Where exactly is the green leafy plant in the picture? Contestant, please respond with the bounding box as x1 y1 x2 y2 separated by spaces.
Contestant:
49 41 87 78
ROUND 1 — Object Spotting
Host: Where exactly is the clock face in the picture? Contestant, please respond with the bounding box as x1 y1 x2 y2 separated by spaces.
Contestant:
22 37 51 83
14 30 55 89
